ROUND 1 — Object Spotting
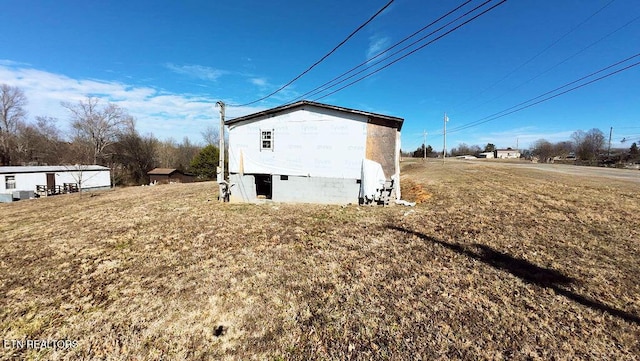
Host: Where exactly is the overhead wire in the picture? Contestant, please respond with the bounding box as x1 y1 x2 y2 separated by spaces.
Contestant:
284 0 476 104
452 0 618 111
456 11 640 116
313 0 508 101
231 0 394 107
443 52 640 134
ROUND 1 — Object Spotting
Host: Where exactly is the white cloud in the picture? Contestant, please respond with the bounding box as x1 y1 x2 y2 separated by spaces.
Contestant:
366 34 391 60
250 77 268 87
0 59 31 67
164 63 227 81
0 62 264 142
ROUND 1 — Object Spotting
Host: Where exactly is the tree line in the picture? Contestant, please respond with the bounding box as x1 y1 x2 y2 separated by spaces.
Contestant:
402 129 639 164
402 143 498 158
0 84 220 185
529 128 639 164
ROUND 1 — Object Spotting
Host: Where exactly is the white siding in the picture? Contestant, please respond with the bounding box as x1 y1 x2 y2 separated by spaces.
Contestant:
1 168 110 193
229 106 368 179
1 173 44 193
56 169 111 189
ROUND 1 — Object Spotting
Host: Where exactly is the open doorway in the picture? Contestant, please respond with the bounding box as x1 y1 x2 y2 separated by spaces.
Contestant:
254 174 272 199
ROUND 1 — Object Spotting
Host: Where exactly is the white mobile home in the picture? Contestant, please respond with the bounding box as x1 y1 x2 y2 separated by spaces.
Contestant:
0 165 111 201
226 100 404 204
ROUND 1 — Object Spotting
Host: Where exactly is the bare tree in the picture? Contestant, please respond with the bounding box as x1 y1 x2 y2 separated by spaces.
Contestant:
201 125 220 146
15 116 64 165
572 128 605 161
156 138 179 168
112 128 159 185
62 97 134 164
450 143 482 157
531 139 554 162
176 136 200 172
0 84 27 165
553 141 574 158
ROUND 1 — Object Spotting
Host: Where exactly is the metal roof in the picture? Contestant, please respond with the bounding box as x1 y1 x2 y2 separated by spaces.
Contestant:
147 168 178 175
147 168 195 177
226 100 404 130
0 165 109 174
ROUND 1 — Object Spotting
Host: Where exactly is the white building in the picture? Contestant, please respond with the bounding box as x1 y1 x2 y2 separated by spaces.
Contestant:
494 149 521 159
478 152 494 159
0 165 111 202
226 101 404 204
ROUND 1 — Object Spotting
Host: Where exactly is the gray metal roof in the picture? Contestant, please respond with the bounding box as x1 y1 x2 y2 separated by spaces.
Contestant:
0 165 109 174
226 100 404 130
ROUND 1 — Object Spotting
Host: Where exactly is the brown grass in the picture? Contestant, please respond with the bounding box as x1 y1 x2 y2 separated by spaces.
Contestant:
1 159 639 360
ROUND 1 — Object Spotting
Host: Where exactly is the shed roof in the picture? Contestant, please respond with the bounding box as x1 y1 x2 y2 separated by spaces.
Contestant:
0 165 109 174
147 168 178 175
226 100 404 130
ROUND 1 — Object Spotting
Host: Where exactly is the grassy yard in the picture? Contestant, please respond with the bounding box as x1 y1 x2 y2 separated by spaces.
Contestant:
1 160 639 360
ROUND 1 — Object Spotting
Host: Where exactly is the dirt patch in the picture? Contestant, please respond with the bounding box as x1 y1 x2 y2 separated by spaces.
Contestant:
401 178 432 203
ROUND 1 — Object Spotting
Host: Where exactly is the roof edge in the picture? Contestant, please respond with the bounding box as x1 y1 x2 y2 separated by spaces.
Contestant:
226 100 404 129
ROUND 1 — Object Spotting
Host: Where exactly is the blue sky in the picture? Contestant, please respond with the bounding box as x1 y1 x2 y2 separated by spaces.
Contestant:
1 0 639 151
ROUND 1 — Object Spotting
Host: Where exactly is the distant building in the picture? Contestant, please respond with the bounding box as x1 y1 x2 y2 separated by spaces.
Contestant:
0 165 111 202
226 100 404 204
494 149 521 159
478 152 494 159
147 168 195 184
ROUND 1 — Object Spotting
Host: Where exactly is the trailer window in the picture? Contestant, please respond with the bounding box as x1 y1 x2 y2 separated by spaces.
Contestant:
5 175 16 189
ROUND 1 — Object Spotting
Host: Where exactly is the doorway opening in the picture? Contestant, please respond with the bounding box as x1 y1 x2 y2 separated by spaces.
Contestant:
254 174 272 200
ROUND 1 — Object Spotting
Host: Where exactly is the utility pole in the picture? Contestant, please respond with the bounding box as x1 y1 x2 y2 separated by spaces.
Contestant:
443 112 448 164
608 126 613 157
216 101 226 202
423 130 427 160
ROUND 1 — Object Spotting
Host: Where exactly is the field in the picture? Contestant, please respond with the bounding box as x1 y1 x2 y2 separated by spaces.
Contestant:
1 160 639 360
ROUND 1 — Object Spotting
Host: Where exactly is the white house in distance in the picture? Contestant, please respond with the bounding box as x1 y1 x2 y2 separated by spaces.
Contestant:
226 100 404 204
0 165 111 202
494 148 521 159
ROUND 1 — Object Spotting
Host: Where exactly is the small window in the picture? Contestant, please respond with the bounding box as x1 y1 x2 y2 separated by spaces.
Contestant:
5 175 16 189
280 175 288 181
261 130 273 150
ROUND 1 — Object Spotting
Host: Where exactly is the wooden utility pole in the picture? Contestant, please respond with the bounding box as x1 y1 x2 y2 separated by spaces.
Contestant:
608 126 613 157
423 130 427 160
443 112 448 164
216 101 225 202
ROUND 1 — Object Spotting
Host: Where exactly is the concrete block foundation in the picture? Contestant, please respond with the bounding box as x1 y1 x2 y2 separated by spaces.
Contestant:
229 173 360 205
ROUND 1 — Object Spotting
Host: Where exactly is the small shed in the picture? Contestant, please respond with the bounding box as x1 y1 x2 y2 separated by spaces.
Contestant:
147 168 195 184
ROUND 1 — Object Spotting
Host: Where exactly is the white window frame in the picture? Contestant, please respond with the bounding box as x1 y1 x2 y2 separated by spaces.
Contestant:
5 175 16 190
260 129 274 151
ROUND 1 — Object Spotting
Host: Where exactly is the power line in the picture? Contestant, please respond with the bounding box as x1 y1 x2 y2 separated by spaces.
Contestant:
285 0 475 104
304 0 497 102
313 0 508 102
445 54 640 134
453 0 618 111
457 11 640 116
232 0 394 107
447 52 640 133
